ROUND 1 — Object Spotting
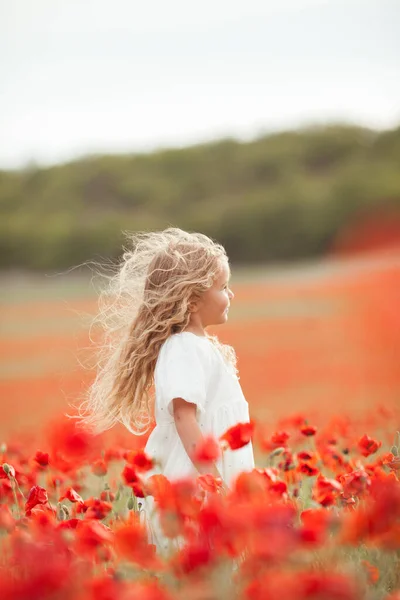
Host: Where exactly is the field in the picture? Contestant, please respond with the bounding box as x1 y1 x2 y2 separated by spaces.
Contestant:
1 252 399 444
1 252 400 600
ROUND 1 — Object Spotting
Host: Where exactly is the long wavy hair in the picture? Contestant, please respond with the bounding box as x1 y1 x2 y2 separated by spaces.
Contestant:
70 227 237 436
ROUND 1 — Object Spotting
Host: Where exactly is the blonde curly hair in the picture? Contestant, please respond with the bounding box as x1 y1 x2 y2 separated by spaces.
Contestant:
71 227 237 436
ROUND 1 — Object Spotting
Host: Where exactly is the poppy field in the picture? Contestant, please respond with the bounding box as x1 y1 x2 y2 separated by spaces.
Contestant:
1 251 400 599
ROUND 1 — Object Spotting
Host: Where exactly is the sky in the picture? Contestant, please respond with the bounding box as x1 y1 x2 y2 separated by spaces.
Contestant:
1 0 399 169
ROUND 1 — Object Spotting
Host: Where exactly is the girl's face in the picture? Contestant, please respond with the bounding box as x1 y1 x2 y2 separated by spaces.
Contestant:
191 260 234 328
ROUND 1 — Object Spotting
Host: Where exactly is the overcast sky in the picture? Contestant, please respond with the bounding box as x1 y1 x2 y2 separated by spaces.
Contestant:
1 0 399 169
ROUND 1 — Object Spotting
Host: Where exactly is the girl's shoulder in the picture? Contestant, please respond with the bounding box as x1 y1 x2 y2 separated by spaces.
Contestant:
163 332 239 380
155 332 214 383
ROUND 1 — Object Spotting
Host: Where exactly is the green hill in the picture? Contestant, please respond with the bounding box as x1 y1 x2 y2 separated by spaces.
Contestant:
1 123 399 270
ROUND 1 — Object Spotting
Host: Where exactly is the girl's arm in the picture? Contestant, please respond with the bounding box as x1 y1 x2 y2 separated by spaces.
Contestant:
173 397 226 485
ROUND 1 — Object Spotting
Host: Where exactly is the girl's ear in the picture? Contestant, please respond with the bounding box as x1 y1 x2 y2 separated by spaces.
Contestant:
188 298 200 313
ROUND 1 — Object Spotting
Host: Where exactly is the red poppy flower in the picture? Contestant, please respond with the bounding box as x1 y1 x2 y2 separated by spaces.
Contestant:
192 436 221 463
297 451 315 462
382 452 400 471
59 487 84 504
297 570 360 600
25 485 49 515
126 581 173 600
122 463 140 485
298 462 319 477
197 473 224 493
242 502 299 564
258 468 288 498
261 430 290 451
86 575 126 600
114 521 162 569
175 539 213 574
124 449 154 472
29 504 56 526
312 475 342 507
56 518 80 531
122 464 145 497
143 474 172 503
83 497 113 520
300 424 318 436
48 473 67 490
170 478 203 519
198 494 225 533
147 477 203 538
33 451 49 467
220 421 255 450
300 509 337 545
338 469 371 499
271 430 290 446
0 525 76 599
0 504 15 533
269 480 288 496
318 443 347 470
91 459 108 477
278 449 295 472
233 470 268 502
100 490 116 502
358 434 382 457
46 417 101 463
104 447 126 462
361 560 380 584
75 519 114 555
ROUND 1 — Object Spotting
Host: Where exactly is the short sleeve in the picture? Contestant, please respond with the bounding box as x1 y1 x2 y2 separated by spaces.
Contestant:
158 335 208 418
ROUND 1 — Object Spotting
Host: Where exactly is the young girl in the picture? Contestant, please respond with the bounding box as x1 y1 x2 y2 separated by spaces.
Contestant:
76 227 254 550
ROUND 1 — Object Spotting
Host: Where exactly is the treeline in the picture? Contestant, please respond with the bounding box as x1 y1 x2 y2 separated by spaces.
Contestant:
1 123 400 271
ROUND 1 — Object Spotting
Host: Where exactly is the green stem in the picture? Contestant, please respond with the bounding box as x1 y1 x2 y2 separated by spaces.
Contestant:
10 479 21 519
99 475 105 497
14 479 27 501
47 499 56 517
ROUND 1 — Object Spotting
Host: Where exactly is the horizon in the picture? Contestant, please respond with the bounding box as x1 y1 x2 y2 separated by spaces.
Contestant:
1 119 398 173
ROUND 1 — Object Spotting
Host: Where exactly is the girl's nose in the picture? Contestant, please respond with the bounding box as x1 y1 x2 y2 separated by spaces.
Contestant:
229 289 234 300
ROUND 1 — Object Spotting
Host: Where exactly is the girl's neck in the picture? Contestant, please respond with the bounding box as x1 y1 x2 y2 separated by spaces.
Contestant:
182 327 207 337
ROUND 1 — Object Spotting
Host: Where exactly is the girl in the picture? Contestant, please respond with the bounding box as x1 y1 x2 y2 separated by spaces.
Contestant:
75 227 255 551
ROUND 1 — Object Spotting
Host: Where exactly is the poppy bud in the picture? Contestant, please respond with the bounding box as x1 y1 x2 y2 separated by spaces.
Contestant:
2 463 15 478
57 503 70 521
127 496 134 510
269 447 285 458
391 445 398 457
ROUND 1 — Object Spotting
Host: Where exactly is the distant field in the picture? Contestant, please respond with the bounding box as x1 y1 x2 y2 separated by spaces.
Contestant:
1 252 399 444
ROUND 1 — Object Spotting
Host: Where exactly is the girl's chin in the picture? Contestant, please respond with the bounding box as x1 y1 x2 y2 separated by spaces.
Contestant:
210 310 229 325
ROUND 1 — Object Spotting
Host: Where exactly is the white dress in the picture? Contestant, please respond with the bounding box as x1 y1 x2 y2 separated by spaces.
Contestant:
140 331 255 552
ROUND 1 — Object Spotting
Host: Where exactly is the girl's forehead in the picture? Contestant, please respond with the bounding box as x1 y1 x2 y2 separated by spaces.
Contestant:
215 260 230 281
